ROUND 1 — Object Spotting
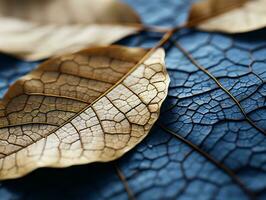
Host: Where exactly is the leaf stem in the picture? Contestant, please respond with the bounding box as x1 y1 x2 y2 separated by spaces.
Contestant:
114 163 136 200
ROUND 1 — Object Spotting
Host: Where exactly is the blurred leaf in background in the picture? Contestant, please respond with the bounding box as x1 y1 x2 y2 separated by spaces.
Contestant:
187 0 266 33
0 0 141 60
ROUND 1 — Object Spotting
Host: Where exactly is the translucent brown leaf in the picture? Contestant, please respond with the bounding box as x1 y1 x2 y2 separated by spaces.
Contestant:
0 45 169 180
0 0 141 60
187 0 266 33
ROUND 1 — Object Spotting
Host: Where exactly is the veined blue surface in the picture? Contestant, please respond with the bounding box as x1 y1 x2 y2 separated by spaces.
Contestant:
123 0 196 27
0 0 266 199
161 29 266 194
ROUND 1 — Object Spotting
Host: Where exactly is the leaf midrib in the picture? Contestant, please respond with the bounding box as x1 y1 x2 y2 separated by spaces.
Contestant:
0 45 156 159
172 40 266 135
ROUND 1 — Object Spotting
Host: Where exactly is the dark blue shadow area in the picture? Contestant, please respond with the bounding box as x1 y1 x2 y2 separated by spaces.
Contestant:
1 163 126 200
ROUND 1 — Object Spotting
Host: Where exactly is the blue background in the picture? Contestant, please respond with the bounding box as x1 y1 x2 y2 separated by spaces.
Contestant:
0 0 266 199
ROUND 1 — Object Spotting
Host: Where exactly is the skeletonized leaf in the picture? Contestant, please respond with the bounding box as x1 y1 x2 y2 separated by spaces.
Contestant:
188 0 266 33
0 0 141 60
0 45 169 180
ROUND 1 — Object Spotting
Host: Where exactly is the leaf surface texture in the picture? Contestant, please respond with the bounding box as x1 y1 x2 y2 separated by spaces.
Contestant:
0 46 169 180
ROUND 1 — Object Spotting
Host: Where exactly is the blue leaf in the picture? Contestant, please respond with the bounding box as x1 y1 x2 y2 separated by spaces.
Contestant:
160 29 266 196
0 0 266 199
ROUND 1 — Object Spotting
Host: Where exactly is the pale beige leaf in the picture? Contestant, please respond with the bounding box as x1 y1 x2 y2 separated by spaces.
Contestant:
0 45 169 180
0 0 141 24
0 18 139 61
188 0 266 33
0 0 141 60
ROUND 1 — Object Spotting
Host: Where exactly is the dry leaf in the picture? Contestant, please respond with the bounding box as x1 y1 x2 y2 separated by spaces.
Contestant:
0 45 169 180
0 19 139 61
0 0 141 60
0 0 141 24
188 0 266 33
